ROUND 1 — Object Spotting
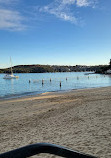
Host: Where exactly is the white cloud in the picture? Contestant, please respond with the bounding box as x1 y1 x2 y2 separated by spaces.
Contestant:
39 1 77 24
0 0 98 31
76 0 90 7
0 0 18 5
38 0 97 24
76 0 98 7
62 0 96 7
62 0 76 5
0 9 26 31
0 0 26 31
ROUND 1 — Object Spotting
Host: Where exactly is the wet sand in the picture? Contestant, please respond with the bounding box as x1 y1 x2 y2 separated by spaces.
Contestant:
0 87 111 158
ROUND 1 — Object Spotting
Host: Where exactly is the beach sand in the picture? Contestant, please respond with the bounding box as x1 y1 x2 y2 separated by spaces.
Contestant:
0 87 111 158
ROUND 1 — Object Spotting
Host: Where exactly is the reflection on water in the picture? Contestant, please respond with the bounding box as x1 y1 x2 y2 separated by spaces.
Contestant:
0 72 111 99
11 79 14 94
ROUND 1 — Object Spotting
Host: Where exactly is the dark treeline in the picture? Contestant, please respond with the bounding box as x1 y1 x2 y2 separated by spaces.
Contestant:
95 65 111 74
95 60 111 74
0 64 109 73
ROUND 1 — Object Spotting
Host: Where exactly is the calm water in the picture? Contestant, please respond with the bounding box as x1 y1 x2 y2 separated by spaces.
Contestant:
0 72 111 99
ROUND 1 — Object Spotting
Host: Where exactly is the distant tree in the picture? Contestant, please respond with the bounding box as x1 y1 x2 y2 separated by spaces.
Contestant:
109 59 111 68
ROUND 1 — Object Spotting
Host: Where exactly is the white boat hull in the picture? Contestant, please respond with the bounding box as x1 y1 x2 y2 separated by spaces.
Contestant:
3 58 19 79
3 74 19 79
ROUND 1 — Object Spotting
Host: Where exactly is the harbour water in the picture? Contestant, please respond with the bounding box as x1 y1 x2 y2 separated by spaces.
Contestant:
0 72 111 99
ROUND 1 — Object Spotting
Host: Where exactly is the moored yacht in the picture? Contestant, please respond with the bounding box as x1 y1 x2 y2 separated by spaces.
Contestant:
3 74 19 79
3 58 19 79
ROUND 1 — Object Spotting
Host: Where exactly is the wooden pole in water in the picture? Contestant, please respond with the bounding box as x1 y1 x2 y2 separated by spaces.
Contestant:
42 79 44 85
60 81 61 88
77 76 79 80
50 78 51 82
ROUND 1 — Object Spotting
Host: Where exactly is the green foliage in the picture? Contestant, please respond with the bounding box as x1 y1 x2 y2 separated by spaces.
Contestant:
0 64 110 73
95 65 109 74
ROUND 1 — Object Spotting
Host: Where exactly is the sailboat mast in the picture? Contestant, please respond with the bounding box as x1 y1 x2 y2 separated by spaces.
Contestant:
10 57 13 75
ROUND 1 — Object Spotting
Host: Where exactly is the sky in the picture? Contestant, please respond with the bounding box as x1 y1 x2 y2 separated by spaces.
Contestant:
0 0 111 68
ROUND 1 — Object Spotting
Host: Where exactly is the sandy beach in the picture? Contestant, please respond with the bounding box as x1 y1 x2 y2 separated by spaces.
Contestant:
0 87 111 158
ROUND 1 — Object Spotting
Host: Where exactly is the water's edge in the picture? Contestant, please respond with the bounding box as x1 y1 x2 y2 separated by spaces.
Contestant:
0 85 111 101
0 72 111 100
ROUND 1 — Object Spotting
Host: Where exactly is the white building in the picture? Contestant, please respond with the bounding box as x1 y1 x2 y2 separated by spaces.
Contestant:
106 69 111 74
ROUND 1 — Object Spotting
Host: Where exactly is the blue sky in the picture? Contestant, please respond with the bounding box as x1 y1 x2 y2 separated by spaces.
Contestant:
0 0 111 68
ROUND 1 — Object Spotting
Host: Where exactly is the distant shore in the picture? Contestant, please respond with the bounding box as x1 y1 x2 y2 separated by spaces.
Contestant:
0 64 104 73
0 86 111 158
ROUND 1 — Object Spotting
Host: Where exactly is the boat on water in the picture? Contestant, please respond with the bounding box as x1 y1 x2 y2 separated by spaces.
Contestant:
3 58 19 79
3 74 19 79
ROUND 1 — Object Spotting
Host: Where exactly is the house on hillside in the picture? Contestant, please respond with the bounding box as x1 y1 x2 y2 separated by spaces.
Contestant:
106 69 111 74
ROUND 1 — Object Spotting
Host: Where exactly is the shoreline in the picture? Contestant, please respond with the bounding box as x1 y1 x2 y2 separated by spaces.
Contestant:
0 86 111 104
0 85 111 101
0 86 111 158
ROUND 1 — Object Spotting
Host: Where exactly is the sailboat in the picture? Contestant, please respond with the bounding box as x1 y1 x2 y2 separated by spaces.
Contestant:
3 58 19 79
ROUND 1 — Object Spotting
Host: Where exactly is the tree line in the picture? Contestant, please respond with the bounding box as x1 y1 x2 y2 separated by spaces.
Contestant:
0 64 110 73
